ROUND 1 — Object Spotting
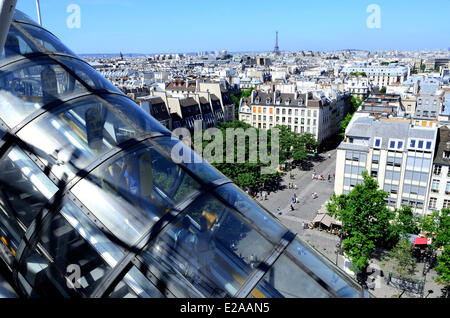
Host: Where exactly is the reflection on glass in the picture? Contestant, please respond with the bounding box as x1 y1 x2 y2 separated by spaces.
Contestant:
285 240 362 297
153 137 225 185
215 184 287 243
1 23 75 61
13 11 38 25
249 253 331 298
19 211 113 297
109 267 164 298
18 94 170 180
60 201 125 266
140 194 274 297
72 141 201 248
0 146 57 229
0 56 118 128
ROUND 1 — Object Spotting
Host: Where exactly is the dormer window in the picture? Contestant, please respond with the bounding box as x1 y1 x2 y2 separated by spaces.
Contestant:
444 151 450 159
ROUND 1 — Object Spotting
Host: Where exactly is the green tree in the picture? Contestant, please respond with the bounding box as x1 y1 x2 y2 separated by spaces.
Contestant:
419 208 450 249
241 88 254 98
200 120 281 192
327 171 398 271
343 232 375 273
393 205 420 238
388 239 417 279
339 113 353 137
379 87 387 94
339 97 363 138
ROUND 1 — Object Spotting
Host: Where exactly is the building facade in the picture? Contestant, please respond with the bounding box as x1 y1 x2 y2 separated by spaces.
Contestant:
335 116 438 216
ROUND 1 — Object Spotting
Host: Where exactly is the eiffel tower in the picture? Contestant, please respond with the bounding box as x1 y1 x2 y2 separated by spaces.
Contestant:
273 31 280 55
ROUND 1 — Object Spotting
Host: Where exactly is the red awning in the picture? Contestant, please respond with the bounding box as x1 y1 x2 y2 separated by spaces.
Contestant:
414 237 428 246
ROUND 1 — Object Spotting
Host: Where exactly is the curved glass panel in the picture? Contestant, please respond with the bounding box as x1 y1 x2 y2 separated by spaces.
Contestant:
0 56 119 128
284 239 362 297
19 207 115 297
215 184 287 243
249 253 332 298
108 266 164 298
13 11 38 25
0 146 57 229
1 23 75 61
71 140 201 248
153 137 225 185
140 193 275 297
17 94 170 180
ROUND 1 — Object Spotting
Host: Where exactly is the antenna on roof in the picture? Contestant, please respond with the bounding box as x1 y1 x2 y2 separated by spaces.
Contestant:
35 0 42 26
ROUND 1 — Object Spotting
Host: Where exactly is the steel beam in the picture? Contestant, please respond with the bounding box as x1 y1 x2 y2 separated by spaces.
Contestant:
0 0 17 57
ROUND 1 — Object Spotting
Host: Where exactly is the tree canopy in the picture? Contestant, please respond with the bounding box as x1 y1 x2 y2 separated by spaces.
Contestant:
327 171 398 272
198 120 317 193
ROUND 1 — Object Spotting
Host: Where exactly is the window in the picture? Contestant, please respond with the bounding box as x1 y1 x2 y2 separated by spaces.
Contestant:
371 170 378 177
431 179 440 192
410 139 416 148
372 154 380 164
444 200 450 209
390 141 396 149
418 140 424 149
397 141 403 150
426 141 432 150
446 182 450 194
374 138 381 148
434 165 442 176
444 151 450 159
429 197 437 210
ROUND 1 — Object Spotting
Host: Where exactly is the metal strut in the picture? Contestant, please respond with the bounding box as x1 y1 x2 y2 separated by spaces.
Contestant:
0 0 17 57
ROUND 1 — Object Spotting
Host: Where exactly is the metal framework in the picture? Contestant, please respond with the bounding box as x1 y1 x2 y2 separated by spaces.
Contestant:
0 14 366 298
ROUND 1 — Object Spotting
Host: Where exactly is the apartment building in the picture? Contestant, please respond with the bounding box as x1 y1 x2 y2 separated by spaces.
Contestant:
413 95 442 128
345 76 372 100
335 116 438 215
238 89 349 143
342 63 409 88
136 96 172 130
427 126 450 211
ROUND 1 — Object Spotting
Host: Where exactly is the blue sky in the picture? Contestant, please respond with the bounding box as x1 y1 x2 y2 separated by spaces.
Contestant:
16 0 450 54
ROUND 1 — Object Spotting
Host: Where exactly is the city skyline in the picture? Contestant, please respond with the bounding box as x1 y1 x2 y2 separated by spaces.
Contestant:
15 0 450 55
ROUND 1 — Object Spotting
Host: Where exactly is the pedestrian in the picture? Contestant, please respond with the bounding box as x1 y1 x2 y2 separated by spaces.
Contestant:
328 173 331 181
312 173 315 180
277 208 281 215
328 153 331 159
294 184 297 190
296 197 300 203
290 204 294 211
292 196 295 204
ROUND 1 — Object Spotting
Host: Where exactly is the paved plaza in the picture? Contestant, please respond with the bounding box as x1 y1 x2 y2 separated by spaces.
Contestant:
256 148 446 298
